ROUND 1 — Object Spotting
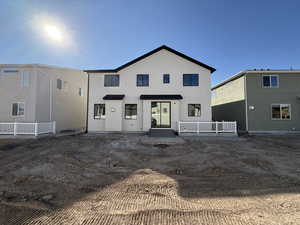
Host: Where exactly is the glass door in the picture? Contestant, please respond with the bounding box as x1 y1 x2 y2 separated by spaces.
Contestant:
151 102 171 128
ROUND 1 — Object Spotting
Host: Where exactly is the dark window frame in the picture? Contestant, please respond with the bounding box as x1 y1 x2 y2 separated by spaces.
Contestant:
188 104 201 117
163 74 170 84
104 74 120 87
136 74 149 87
263 75 279 88
12 102 25 117
125 104 137 120
183 74 199 86
94 104 105 119
271 104 291 120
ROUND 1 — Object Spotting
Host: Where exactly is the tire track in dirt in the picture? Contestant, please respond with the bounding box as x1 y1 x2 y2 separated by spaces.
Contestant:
16 169 254 225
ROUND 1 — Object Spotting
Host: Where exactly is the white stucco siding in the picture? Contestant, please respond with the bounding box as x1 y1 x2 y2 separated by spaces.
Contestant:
0 66 37 122
88 49 212 132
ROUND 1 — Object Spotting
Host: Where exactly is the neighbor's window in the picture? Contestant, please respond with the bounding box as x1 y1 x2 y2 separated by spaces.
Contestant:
163 74 170 84
263 75 278 88
136 74 149 87
94 104 105 119
183 74 199 86
21 71 30 88
104 75 119 87
188 104 201 117
125 104 137 120
79 88 83 96
57 79 62 90
272 104 291 120
12 103 25 116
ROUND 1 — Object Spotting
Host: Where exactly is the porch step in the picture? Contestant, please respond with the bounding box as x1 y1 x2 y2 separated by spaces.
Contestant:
148 129 177 137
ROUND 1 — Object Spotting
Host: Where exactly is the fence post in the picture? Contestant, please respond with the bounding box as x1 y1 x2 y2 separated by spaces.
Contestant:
52 121 56 134
34 123 38 136
14 122 17 136
234 121 237 134
178 121 180 135
216 121 218 134
197 122 200 135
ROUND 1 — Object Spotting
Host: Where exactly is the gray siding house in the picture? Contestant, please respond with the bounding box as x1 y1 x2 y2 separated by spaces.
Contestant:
212 70 300 133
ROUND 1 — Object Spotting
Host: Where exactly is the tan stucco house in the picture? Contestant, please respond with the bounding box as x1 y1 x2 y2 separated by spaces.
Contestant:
0 64 88 133
85 45 216 133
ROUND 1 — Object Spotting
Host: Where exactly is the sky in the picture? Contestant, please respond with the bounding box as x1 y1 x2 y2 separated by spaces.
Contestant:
1 0 300 85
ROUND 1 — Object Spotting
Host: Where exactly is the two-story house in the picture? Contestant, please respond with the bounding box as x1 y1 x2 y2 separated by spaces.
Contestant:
0 64 88 133
85 45 216 133
212 70 300 133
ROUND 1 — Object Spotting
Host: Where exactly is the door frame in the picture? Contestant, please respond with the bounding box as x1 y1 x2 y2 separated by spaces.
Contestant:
151 101 171 128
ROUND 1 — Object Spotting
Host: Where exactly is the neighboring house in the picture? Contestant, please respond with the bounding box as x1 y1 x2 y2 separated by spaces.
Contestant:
0 64 88 133
85 45 216 132
212 70 300 133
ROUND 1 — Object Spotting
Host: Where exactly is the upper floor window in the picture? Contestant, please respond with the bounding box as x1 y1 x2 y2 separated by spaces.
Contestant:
125 104 137 120
137 74 149 87
21 71 30 88
12 103 25 116
104 75 119 87
183 74 199 86
163 74 170 84
57 79 62 90
263 75 278 88
271 104 291 120
94 104 105 119
79 88 84 96
2 69 19 74
188 104 201 117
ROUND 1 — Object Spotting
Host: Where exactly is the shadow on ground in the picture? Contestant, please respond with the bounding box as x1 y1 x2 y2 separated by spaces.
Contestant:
0 134 300 225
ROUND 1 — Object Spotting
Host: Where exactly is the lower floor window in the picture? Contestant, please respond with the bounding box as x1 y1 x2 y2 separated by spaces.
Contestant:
94 104 105 119
12 103 25 116
272 104 291 120
125 104 137 120
188 104 201 117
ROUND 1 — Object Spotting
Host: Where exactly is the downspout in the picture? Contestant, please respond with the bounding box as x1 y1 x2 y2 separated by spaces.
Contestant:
85 72 90 133
244 73 249 132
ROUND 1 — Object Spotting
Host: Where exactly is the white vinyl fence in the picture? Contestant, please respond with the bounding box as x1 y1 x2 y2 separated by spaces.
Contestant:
0 121 56 136
178 121 237 135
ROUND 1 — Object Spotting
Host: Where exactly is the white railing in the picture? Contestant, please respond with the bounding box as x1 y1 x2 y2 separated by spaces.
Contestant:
178 121 237 135
0 121 56 136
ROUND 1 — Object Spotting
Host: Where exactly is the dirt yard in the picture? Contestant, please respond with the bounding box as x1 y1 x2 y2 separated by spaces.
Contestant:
0 134 299 225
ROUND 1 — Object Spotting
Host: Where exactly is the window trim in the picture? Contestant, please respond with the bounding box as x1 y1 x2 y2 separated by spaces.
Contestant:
183 74 199 86
104 74 120 87
12 102 25 117
124 104 138 120
163 74 170 84
94 104 106 120
136 74 149 87
262 75 279 88
188 104 201 117
271 104 291 120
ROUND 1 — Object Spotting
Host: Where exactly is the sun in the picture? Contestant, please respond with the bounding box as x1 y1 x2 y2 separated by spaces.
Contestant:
44 25 63 42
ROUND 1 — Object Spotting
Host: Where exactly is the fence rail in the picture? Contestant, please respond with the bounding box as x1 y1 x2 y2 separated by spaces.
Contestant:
178 121 237 135
0 121 56 136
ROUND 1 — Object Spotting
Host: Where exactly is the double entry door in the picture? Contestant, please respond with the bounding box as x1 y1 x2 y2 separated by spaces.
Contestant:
151 102 171 128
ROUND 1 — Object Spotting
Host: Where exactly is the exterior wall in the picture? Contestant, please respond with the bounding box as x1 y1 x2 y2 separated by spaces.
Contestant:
211 76 246 131
88 49 212 132
246 73 300 132
212 76 245 106
0 66 37 122
212 100 246 131
35 66 88 132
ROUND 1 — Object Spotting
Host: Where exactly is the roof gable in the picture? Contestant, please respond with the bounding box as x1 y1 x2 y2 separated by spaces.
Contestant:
85 45 216 73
